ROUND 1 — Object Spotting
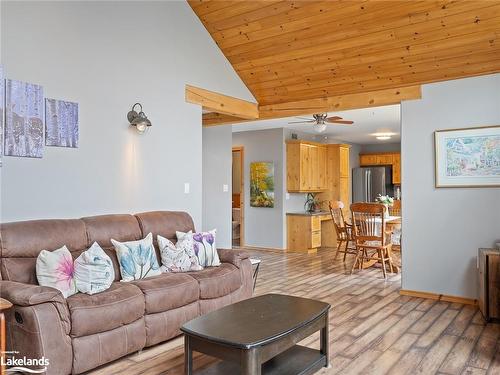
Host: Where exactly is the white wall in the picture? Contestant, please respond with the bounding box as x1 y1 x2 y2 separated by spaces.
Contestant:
202 127 232 248
233 129 286 249
0 1 254 228
360 143 401 153
402 74 500 299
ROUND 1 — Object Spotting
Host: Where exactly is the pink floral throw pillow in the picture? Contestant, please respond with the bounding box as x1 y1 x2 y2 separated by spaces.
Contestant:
36 246 77 298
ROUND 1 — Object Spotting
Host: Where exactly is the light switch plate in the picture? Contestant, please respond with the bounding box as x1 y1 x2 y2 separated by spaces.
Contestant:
184 183 190 194
223 184 229 192
285 193 290 200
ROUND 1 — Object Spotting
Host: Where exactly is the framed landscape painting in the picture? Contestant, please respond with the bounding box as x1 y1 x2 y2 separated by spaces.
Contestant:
435 125 500 187
250 161 275 207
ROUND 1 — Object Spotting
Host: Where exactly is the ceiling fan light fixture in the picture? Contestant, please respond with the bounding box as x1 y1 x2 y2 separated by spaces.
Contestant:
313 123 327 133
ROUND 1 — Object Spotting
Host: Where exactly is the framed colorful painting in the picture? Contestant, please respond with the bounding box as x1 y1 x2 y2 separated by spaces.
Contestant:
435 125 500 187
250 161 275 208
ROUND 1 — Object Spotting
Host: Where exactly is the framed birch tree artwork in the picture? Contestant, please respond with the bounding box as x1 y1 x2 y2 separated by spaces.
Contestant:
45 98 79 148
435 125 500 187
4 79 44 158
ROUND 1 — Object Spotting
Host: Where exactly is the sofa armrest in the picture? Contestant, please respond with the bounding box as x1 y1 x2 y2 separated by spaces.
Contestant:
0 280 64 306
218 249 249 268
1 281 73 374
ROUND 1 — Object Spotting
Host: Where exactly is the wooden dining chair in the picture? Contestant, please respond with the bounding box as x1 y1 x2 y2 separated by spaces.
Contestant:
329 201 356 262
388 200 402 251
350 202 396 278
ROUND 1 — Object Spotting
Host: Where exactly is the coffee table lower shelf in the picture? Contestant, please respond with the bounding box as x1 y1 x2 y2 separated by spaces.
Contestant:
197 345 327 375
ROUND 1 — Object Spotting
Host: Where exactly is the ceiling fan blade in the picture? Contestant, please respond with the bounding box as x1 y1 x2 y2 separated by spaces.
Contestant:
326 116 342 121
295 116 314 121
287 120 316 124
327 120 354 125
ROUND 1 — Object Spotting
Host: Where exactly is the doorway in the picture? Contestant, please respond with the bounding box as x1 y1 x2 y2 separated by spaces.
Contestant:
232 147 244 248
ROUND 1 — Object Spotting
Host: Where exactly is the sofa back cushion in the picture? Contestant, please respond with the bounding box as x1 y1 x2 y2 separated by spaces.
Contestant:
82 214 143 281
135 211 195 263
0 211 195 285
0 219 87 284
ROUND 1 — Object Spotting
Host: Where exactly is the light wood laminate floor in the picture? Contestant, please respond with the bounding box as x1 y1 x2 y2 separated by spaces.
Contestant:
90 248 500 375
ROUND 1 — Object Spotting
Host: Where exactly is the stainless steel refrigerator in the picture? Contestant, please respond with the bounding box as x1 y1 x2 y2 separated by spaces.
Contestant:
352 166 394 202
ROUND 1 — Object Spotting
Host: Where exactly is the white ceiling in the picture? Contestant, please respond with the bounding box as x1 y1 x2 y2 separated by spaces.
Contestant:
231 104 401 145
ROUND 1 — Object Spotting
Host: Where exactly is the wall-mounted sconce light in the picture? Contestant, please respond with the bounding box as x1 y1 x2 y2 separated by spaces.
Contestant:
127 103 152 134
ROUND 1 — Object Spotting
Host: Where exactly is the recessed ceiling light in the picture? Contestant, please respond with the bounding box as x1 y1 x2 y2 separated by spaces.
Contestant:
372 132 396 141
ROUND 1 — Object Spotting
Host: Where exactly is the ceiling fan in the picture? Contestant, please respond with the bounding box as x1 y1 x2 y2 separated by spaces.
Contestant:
288 113 354 133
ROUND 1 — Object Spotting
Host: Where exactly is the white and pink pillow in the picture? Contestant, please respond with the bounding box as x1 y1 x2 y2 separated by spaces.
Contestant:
36 243 115 297
36 246 78 298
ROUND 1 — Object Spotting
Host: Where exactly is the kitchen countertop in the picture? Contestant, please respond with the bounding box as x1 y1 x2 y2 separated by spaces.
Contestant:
286 211 331 217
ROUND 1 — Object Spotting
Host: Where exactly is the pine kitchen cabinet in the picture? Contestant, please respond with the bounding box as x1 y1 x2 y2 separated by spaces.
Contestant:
286 140 327 192
287 213 331 253
359 152 401 185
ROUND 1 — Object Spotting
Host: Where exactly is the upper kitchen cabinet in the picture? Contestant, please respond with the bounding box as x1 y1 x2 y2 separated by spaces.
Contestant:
359 154 377 165
359 152 401 185
286 140 327 192
392 153 401 184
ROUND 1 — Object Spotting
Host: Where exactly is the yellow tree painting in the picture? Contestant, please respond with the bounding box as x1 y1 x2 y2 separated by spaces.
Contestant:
250 162 275 208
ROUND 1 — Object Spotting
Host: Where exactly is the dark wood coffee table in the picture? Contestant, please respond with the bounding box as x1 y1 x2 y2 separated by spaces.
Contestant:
181 294 330 375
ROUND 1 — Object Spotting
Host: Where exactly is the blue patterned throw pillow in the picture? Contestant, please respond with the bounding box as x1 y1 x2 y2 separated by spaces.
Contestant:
111 233 161 281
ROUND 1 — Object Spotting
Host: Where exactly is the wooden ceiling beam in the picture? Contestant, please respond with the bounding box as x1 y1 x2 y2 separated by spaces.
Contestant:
202 112 250 127
257 86 421 120
185 85 258 120
201 86 422 126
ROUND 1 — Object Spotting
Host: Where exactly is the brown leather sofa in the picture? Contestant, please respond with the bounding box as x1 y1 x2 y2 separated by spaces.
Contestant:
0 211 252 374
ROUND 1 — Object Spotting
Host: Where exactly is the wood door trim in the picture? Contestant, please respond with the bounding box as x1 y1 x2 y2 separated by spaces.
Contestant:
233 146 245 247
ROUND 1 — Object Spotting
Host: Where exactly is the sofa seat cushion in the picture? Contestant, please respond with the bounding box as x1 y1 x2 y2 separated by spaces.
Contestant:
188 263 241 299
67 282 145 337
131 273 199 314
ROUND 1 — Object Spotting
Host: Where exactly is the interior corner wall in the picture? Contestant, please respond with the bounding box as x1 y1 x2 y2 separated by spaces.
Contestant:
401 73 500 299
232 128 285 249
0 1 254 228
202 126 232 249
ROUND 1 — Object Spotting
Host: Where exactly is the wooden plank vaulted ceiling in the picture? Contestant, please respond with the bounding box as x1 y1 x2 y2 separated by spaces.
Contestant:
188 0 500 111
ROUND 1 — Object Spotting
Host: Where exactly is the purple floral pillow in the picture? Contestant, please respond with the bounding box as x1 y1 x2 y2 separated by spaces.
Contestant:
176 229 221 267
